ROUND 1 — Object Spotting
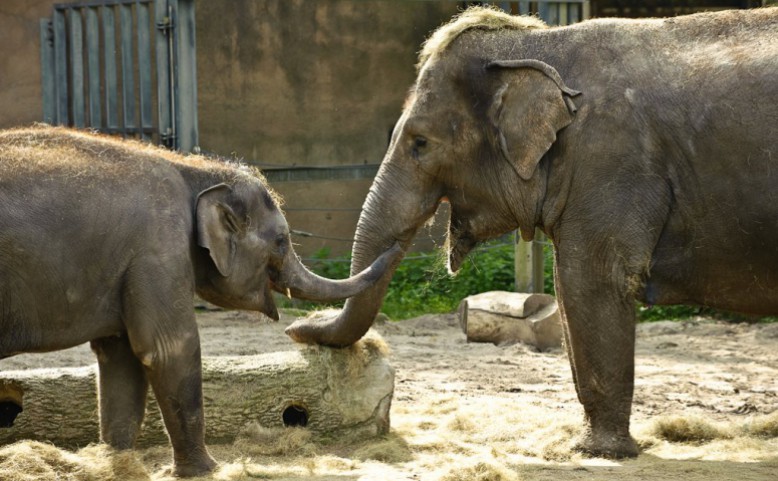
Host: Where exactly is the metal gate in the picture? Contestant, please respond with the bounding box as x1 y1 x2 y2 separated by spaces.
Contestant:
39 0 198 152
476 1 591 25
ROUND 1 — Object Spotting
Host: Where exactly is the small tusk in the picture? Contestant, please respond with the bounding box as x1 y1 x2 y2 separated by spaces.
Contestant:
285 288 292 299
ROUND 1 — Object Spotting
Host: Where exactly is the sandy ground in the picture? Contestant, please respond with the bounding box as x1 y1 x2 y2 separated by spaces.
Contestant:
1 307 777 480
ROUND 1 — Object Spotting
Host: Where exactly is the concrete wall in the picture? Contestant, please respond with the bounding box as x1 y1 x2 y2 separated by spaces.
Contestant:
196 1 455 167
194 1 458 256
0 0 57 129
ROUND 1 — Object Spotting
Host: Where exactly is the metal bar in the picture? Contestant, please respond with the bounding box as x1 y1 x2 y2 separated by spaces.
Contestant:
155 0 173 147
85 7 101 127
68 8 86 128
559 3 569 26
120 3 136 134
173 0 198 152
40 19 56 124
569 2 580 23
55 0 152 10
102 5 119 130
136 0 153 140
53 9 68 124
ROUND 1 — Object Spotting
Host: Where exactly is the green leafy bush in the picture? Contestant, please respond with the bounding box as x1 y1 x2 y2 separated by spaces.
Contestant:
301 240 534 320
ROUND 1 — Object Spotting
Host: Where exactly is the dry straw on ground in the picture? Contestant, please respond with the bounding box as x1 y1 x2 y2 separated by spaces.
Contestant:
1 313 776 480
0 441 148 481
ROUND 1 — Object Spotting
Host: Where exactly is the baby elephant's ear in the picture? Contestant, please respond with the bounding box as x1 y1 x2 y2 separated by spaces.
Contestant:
196 184 241 277
488 59 581 180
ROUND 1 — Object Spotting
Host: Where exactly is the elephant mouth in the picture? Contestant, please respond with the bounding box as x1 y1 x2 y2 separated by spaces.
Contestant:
262 280 281 321
448 234 477 273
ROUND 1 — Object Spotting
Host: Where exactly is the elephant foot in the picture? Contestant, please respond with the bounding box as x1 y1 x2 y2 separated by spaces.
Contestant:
173 454 217 478
573 429 639 459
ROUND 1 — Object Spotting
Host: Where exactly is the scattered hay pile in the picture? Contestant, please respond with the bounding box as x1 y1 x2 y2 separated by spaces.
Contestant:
0 441 148 481
648 410 778 444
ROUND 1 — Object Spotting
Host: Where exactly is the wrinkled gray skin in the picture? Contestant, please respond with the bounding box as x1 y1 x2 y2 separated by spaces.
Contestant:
287 8 778 459
0 126 400 477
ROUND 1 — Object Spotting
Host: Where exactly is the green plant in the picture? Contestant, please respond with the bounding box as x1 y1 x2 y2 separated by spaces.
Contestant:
297 240 529 320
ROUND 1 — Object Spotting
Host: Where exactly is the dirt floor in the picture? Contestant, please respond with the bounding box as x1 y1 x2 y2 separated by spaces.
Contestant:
1 307 777 481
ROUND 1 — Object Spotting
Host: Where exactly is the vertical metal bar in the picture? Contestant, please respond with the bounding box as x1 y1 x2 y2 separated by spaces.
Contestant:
173 0 198 152
559 3 569 26
569 2 581 23
518 2 530 15
53 8 68 125
40 19 56 124
155 0 173 147
120 3 136 135
85 7 102 127
582 0 591 20
136 1 153 141
69 8 85 128
103 5 119 131
539 3 560 25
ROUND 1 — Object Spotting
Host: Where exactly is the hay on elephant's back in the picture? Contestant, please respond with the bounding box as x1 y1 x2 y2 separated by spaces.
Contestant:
0 441 148 481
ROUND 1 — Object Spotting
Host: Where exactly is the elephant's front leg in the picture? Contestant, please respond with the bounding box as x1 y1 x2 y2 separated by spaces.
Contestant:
91 334 149 449
123 262 217 477
554 247 640 458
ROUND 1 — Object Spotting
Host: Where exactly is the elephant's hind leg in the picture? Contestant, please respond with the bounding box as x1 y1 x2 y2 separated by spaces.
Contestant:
91 334 149 449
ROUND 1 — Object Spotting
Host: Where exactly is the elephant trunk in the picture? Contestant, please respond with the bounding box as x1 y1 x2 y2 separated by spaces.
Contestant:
275 242 403 302
285 164 439 347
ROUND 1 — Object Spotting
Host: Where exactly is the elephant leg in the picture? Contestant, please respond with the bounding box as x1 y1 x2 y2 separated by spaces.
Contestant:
123 261 216 477
90 334 148 449
554 248 639 458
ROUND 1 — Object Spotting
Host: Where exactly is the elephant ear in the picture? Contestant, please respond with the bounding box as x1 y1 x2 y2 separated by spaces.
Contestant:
488 59 581 181
196 184 243 277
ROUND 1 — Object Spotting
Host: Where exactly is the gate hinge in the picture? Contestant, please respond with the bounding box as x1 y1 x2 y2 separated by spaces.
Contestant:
160 128 176 148
156 16 174 33
45 20 54 47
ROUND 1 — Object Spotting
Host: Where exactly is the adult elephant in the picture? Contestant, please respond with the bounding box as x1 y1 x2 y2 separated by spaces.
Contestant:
287 7 778 459
0 125 400 477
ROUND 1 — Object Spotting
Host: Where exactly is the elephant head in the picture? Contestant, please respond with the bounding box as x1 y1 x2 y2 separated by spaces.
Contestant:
286 16 580 346
194 179 402 320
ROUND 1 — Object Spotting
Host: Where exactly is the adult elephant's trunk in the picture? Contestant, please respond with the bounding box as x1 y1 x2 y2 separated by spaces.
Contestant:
285 162 441 347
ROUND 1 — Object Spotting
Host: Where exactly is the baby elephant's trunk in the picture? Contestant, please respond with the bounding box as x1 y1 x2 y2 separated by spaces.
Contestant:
275 243 403 302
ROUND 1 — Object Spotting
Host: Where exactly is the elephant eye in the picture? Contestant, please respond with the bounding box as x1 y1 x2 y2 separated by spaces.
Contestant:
411 136 427 161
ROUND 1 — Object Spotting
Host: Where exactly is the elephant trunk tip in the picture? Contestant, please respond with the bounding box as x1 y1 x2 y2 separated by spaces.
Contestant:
362 242 404 280
284 316 352 347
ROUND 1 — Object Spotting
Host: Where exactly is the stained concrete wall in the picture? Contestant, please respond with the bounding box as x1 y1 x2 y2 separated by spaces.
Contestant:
195 1 458 256
0 0 57 130
196 1 455 168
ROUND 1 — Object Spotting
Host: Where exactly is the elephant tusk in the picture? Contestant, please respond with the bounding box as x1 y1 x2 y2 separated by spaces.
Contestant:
285 287 292 299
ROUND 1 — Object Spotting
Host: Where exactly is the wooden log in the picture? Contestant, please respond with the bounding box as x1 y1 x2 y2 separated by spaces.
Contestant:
0 331 393 449
459 291 563 350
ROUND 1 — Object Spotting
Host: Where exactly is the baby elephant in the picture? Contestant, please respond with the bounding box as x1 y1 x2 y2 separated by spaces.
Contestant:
0 125 400 476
